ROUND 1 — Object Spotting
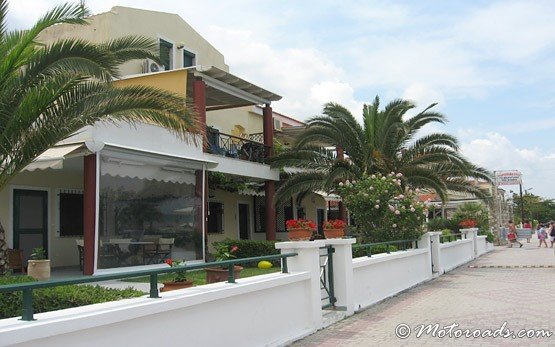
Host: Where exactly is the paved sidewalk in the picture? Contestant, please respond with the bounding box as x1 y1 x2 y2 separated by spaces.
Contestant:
293 243 555 346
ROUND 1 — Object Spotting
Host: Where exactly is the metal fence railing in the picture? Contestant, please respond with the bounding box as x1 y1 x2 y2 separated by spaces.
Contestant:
439 233 465 243
207 129 269 163
352 239 419 257
0 253 297 321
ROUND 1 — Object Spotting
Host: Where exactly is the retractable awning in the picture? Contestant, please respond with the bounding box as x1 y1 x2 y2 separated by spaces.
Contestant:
23 144 85 171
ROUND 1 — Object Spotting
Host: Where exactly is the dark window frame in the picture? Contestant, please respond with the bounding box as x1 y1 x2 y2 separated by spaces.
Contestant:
208 201 225 234
59 192 84 237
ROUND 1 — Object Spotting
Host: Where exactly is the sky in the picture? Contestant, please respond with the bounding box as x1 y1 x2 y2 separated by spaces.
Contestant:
8 1 555 199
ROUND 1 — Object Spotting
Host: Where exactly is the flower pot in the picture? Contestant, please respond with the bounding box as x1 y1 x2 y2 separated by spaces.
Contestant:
27 259 50 280
324 228 345 239
288 228 313 241
160 280 194 292
205 265 243 284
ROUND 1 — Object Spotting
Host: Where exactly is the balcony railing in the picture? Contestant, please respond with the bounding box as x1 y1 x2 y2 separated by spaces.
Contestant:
207 128 269 163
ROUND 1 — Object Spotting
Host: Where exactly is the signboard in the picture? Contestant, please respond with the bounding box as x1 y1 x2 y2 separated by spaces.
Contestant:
495 170 522 186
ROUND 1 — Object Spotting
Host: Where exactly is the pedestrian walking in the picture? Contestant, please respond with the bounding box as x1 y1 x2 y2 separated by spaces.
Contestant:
537 223 548 248
507 220 523 248
549 221 555 248
523 220 532 243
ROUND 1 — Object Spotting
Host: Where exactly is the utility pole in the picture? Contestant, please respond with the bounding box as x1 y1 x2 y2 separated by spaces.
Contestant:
519 183 524 225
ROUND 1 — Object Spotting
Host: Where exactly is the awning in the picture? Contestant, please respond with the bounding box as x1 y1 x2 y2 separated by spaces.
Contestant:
192 66 282 110
23 144 84 171
101 159 196 185
315 191 342 202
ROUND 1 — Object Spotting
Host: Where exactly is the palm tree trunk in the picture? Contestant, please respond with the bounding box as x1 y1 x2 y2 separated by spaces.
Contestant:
0 219 7 274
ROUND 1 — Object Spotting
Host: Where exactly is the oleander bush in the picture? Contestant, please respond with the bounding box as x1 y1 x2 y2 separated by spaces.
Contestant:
0 275 144 319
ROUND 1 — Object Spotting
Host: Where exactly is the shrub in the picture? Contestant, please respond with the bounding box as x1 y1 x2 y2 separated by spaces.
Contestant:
336 173 427 243
0 275 144 319
480 230 495 243
427 218 460 232
211 239 279 266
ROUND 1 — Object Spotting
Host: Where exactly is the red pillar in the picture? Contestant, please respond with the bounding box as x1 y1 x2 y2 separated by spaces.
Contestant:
263 104 276 240
83 154 96 275
193 77 207 150
336 146 347 221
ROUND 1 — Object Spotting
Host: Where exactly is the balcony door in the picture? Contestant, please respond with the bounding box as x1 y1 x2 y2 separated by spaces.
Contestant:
13 189 48 265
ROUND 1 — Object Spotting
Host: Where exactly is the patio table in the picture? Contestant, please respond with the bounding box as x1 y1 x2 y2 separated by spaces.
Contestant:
104 241 155 265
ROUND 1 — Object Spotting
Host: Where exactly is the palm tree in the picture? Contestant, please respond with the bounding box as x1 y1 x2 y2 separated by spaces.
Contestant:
0 2 198 273
271 96 491 205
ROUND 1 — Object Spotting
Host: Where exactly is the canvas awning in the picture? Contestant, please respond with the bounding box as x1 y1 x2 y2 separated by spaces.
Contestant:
315 191 342 202
23 144 85 171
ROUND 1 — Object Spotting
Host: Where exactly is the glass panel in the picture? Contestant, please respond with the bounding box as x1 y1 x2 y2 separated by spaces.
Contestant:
159 39 172 70
19 233 44 265
98 157 202 269
18 195 44 229
183 50 195 67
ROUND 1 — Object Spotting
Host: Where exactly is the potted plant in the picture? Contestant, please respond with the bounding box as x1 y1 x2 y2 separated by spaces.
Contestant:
323 219 347 239
27 247 50 280
160 258 194 292
286 219 317 241
206 244 242 284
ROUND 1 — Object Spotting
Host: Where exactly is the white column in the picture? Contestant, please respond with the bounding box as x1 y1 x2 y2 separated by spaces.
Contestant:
426 231 443 275
461 228 478 259
324 238 356 316
275 240 325 330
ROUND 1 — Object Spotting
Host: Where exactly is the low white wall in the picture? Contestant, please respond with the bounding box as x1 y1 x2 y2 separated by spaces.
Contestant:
0 273 316 347
352 249 432 311
439 239 474 272
476 235 487 256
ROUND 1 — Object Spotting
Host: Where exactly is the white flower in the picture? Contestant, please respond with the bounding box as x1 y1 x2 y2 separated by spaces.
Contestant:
392 224 397 228
363 193 369 197
389 205 395 212
417 216 421 220
374 204 380 209
371 174 376 179
395 210 401 215
396 173 403 178
381 176 386 180
345 180 350 186
369 186 374 190
398 194 405 199
352 180 356 184
339 182 344 186
376 199 380 203
384 190 388 193
410 207 415 212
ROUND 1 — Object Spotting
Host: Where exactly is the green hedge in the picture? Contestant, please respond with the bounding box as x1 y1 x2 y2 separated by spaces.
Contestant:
352 244 398 258
0 275 144 319
211 239 279 266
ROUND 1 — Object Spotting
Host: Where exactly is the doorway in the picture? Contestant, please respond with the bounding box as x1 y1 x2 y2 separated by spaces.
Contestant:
238 203 250 240
13 189 48 265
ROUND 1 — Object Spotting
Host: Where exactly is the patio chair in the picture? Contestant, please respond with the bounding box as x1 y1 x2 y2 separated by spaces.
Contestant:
141 237 160 265
6 249 25 273
75 239 84 271
154 238 174 262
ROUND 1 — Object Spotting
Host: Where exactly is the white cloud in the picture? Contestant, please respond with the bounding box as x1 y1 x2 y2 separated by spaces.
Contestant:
461 132 555 199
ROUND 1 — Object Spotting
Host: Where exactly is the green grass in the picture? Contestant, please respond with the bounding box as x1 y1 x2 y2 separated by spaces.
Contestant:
123 267 280 285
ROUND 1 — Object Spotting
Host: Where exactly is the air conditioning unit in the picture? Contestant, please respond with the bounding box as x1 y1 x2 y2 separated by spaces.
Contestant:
142 59 164 73
273 119 282 131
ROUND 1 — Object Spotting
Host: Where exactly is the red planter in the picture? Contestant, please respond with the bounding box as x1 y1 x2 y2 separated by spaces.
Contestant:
288 228 314 241
324 228 345 239
160 280 194 292
205 265 243 284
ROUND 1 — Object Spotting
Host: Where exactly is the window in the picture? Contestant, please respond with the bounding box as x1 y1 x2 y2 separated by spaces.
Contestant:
183 49 196 67
159 39 173 70
59 191 83 236
208 202 224 234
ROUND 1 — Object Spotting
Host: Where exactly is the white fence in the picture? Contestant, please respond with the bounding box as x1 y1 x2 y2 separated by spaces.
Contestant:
0 230 492 347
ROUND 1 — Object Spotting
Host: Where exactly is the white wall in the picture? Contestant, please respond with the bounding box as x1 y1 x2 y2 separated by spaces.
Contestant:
439 239 474 272
352 249 432 311
476 235 487 256
0 273 316 347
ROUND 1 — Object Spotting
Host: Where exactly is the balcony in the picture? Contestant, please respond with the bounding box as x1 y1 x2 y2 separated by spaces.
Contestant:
207 128 269 163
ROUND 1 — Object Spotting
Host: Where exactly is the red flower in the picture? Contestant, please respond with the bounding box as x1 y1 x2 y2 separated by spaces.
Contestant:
230 245 239 253
164 258 173 266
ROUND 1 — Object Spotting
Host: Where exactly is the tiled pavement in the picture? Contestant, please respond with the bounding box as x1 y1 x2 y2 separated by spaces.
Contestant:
292 239 555 346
